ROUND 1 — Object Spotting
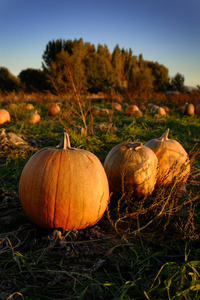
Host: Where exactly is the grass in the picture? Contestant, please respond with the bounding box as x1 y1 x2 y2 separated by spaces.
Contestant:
0 92 200 299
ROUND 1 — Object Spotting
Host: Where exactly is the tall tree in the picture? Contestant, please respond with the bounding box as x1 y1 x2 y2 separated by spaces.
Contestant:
171 73 185 92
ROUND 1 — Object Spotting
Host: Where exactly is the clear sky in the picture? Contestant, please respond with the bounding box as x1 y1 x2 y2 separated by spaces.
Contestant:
0 0 200 87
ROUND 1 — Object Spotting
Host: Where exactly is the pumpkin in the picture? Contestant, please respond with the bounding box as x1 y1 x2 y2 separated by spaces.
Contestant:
112 103 122 111
185 103 195 116
99 108 111 116
19 132 109 230
131 110 143 118
48 103 61 116
24 103 34 110
145 129 190 185
26 111 41 124
196 103 200 114
125 105 139 116
156 107 166 115
162 106 169 112
0 109 11 124
104 141 158 198
90 106 100 116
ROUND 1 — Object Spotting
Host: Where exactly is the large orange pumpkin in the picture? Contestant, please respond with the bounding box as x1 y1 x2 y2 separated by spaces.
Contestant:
145 129 190 185
104 141 158 198
0 109 11 124
19 132 109 230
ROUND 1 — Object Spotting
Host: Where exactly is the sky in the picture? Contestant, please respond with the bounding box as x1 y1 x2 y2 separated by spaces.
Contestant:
0 0 200 87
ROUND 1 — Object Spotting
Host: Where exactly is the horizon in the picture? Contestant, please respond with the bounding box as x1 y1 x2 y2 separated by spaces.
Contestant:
0 0 200 87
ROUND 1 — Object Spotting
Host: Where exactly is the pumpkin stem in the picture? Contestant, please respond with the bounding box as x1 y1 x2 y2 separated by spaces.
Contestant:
128 141 143 150
58 132 71 149
160 128 169 141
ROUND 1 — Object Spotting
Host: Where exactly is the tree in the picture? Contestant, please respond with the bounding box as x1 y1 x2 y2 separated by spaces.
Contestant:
0 67 21 92
84 53 114 93
171 73 185 92
19 68 51 92
147 62 169 91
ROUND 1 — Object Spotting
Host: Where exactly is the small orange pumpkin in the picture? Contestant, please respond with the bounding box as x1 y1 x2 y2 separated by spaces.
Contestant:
145 129 190 185
104 141 158 198
185 103 195 116
26 111 41 124
125 105 139 116
0 109 11 124
48 103 61 116
112 103 122 111
24 103 34 110
90 106 100 116
19 132 109 230
131 110 143 118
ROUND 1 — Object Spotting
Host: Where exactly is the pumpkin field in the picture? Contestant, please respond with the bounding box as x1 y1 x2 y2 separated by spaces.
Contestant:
0 90 200 300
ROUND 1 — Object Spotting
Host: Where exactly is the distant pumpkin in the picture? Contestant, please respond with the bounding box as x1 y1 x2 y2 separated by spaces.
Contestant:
24 103 34 110
26 111 41 124
90 106 100 116
185 103 195 116
19 132 109 230
131 110 143 118
112 103 122 111
0 109 11 124
145 129 190 185
125 105 139 116
48 103 61 116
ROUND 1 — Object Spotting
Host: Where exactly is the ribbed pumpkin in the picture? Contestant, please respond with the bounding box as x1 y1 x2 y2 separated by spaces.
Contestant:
19 132 109 230
104 141 158 198
0 109 11 124
145 129 190 185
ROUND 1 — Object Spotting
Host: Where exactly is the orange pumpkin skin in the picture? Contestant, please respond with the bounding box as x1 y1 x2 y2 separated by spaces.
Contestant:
0 109 11 124
131 110 143 118
125 105 139 116
104 142 158 198
26 111 41 124
24 103 34 110
19 132 109 230
145 129 190 185
185 103 195 116
48 103 61 116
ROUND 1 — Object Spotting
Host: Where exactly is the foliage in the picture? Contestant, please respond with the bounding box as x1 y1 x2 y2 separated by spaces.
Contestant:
0 67 21 92
171 73 185 92
41 38 170 94
18 68 51 92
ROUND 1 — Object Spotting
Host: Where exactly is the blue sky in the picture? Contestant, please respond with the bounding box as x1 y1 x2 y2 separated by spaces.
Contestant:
0 0 200 87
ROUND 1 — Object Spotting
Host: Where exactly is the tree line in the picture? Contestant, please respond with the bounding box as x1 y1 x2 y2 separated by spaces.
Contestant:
0 38 187 94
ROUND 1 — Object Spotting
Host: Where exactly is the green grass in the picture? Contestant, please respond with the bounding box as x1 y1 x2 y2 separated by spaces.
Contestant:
0 98 200 299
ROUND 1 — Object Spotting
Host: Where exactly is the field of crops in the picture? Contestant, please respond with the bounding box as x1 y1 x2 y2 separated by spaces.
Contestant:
0 91 200 300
